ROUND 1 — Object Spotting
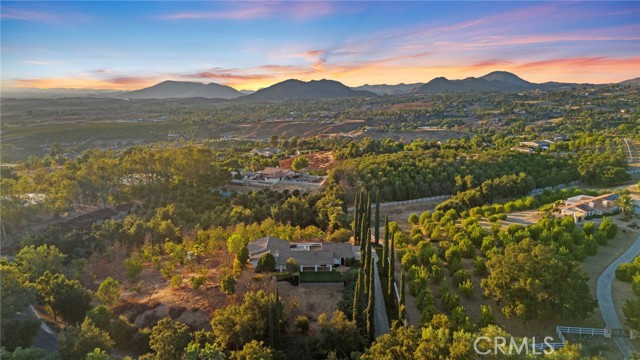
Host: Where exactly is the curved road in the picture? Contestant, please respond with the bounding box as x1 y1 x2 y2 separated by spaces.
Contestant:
596 234 640 360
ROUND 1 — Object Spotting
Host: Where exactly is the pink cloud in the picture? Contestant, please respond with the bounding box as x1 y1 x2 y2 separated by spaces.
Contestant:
160 2 335 21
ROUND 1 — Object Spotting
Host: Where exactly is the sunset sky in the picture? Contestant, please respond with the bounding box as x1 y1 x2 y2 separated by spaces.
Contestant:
2 1 639 91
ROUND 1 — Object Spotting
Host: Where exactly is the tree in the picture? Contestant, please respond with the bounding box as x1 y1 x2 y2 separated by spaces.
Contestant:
398 271 406 321
291 156 309 171
615 194 634 217
365 253 375 342
316 310 363 357
1 264 38 351
149 318 192 360
227 234 245 254
256 253 276 273
86 348 110 360
482 239 596 319
58 319 113 360
294 316 310 334
96 277 120 307
36 272 92 324
220 275 236 295
230 340 273 360
182 342 226 360
374 190 380 244
387 233 395 299
15 245 66 282
285 258 300 273
236 247 249 268
210 291 278 351
599 217 618 240
360 325 420 360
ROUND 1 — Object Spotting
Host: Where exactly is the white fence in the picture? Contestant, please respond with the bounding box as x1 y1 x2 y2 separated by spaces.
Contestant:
528 181 580 195
347 195 452 212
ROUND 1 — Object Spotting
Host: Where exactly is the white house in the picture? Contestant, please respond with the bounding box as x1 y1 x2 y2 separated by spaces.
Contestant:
560 193 620 222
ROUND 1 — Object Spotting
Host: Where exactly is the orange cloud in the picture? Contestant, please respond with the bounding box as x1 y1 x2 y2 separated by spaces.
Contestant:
12 76 157 90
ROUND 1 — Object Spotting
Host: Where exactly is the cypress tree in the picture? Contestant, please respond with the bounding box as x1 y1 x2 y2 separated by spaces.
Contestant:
374 190 380 244
365 192 371 232
365 253 375 342
353 267 364 326
353 191 361 244
388 233 395 300
363 242 370 298
399 271 405 321
382 215 389 275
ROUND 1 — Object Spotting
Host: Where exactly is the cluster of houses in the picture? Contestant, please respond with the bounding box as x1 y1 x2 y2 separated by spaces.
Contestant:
246 236 354 272
560 193 620 222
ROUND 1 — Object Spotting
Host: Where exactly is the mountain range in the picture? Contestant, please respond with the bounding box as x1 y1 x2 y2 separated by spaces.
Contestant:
120 80 242 99
240 79 375 101
4 71 639 100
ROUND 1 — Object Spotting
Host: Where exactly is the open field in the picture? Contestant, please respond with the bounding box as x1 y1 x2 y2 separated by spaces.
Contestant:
1 121 182 162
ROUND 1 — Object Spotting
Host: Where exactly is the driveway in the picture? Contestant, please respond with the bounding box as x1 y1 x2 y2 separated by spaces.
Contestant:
596 234 640 360
371 251 390 338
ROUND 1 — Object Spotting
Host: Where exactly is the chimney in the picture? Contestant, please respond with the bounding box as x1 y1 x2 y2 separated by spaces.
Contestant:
589 201 595 208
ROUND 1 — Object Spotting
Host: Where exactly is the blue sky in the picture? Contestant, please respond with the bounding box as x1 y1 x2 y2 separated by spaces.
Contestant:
1 1 639 90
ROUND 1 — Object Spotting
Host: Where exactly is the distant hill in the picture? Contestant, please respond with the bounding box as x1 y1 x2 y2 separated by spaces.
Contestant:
1 88 124 99
413 71 539 93
241 79 376 101
618 78 640 88
352 83 424 95
122 80 242 99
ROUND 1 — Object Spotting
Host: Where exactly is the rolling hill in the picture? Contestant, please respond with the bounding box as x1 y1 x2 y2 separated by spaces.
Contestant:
240 79 376 101
122 80 242 99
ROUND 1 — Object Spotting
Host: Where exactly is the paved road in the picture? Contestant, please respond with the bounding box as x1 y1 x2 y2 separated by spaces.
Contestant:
596 234 640 360
370 251 390 338
28 305 58 352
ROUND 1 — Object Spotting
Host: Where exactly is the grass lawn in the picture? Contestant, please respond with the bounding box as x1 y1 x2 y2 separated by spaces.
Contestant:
299 271 343 283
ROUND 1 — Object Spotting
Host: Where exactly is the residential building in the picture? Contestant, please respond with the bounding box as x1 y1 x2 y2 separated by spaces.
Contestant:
560 193 620 222
247 236 355 272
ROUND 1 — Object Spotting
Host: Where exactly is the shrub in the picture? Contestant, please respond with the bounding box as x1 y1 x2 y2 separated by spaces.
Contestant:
256 253 276 273
329 229 352 243
294 316 310 334
458 279 474 298
220 275 236 295
190 275 207 290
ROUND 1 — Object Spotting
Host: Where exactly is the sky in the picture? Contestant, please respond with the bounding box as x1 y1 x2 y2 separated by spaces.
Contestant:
1 1 639 91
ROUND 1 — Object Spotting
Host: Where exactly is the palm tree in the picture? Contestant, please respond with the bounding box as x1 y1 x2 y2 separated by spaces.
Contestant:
615 194 634 218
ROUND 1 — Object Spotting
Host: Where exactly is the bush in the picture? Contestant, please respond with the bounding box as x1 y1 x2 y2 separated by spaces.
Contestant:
220 275 236 295
190 275 207 290
294 316 310 334
256 253 276 273
329 229 352 243
616 263 638 282
458 279 474 298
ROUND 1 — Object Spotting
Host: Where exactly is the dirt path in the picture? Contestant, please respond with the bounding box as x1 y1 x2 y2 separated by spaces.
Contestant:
596 233 640 360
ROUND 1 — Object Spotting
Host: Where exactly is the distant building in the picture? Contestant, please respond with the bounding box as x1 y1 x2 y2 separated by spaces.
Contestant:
519 140 551 150
560 193 620 222
251 148 281 157
511 146 534 153
247 236 354 272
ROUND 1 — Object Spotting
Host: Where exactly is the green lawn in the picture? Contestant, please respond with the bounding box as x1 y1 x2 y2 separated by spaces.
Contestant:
299 271 343 283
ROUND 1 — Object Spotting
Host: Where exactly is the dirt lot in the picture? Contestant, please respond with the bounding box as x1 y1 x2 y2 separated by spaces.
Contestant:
277 282 344 333
278 151 337 171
